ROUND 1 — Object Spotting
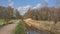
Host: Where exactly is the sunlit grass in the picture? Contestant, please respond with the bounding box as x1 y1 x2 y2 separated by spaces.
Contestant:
0 19 16 26
0 19 6 26
35 20 60 34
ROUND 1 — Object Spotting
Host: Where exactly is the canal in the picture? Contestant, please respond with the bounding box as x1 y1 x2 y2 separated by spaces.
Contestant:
25 23 51 34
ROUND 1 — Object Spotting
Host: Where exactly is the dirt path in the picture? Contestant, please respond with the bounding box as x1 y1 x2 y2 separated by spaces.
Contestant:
0 20 20 34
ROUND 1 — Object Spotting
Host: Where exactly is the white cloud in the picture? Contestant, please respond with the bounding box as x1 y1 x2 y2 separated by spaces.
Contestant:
17 4 43 15
17 5 31 15
36 4 41 7
17 4 42 10
17 7 22 11
33 3 42 9
23 5 31 10
17 5 31 11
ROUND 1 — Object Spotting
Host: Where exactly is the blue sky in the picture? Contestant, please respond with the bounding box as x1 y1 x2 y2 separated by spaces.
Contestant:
0 0 56 8
0 0 57 15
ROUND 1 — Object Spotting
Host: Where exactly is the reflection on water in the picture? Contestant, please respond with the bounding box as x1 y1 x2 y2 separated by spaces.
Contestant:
25 24 49 34
26 29 48 34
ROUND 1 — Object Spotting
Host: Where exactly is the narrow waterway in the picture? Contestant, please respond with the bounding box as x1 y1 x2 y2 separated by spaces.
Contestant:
26 27 49 34
25 23 50 34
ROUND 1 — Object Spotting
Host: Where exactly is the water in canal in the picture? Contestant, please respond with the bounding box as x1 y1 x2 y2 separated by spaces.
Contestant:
26 28 49 34
25 24 50 34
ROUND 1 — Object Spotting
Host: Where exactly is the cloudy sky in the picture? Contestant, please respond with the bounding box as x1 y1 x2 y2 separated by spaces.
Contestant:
0 0 57 15
0 0 56 8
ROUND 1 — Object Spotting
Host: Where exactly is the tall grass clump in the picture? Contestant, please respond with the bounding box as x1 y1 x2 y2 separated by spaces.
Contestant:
14 20 26 34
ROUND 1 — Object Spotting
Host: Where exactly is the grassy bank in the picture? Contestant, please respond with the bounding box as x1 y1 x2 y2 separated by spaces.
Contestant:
0 19 6 26
0 19 16 26
14 20 26 34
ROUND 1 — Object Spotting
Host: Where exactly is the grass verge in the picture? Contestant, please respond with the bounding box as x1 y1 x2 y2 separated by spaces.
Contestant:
0 19 16 27
0 19 6 26
14 20 26 34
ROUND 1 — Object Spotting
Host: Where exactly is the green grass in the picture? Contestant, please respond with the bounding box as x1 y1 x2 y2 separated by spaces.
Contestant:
8 19 17 24
14 20 26 34
0 19 16 26
0 19 6 26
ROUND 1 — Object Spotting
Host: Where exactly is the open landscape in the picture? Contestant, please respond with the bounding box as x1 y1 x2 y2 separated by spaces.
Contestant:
0 0 60 34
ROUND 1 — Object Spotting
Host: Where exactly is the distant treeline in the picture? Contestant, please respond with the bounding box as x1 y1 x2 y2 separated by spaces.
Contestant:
1 6 60 23
0 6 22 22
24 7 60 21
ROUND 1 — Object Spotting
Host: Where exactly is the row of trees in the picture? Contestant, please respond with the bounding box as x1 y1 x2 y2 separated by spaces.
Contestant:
0 6 22 22
23 7 60 24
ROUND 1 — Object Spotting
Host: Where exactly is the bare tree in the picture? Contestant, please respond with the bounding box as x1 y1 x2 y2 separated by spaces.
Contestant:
0 6 14 22
15 9 22 19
